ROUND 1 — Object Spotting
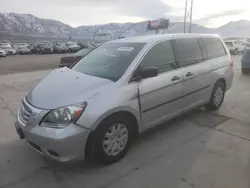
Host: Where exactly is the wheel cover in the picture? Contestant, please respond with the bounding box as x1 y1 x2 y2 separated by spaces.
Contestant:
214 86 224 106
103 123 128 156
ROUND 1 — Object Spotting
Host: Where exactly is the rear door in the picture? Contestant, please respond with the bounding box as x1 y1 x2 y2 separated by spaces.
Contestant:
137 40 184 130
172 38 211 110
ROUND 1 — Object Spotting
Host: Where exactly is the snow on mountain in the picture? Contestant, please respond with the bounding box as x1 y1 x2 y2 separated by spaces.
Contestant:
0 13 73 37
0 13 250 39
217 20 250 37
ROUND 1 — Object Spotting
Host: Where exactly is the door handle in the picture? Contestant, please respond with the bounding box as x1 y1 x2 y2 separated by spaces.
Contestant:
171 76 181 81
186 72 193 77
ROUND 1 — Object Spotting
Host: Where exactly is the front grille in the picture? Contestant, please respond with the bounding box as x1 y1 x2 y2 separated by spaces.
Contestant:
19 100 32 124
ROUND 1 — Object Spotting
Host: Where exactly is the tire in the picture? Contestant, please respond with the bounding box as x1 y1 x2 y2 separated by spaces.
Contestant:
92 114 134 164
207 81 226 111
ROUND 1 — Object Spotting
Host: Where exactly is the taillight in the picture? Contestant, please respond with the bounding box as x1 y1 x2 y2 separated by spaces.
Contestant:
229 56 233 67
73 56 76 64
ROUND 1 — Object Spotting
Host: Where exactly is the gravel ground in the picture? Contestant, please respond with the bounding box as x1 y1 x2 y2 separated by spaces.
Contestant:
0 53 72 75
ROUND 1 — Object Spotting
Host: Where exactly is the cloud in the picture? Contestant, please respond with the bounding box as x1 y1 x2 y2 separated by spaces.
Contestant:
196 9 246 26
0 0 174 26
202 9 245 20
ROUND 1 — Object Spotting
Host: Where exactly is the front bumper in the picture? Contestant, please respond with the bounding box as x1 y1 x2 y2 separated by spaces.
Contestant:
15 99 91 162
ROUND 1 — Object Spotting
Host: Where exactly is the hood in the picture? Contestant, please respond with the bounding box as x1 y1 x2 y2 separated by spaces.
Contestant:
26 68 114 109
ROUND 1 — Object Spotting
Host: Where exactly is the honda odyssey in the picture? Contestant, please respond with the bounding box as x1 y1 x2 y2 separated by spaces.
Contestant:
15 34 234 164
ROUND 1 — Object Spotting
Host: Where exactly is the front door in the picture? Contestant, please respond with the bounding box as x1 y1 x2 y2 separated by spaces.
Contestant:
136 40 184 130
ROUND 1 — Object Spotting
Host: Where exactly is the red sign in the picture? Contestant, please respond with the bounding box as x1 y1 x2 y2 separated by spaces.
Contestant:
148 19 169 30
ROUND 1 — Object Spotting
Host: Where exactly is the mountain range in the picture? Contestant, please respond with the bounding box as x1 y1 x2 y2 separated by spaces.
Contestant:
1 12 250 40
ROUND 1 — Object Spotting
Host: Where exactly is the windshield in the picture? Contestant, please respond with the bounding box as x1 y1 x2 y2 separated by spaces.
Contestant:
72 43 144 81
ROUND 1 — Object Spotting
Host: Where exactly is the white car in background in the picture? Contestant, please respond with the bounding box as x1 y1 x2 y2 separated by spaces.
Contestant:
66 42 81 52
224 40 246 54
0 43 11 47
2 46 16 55
0 49 6 57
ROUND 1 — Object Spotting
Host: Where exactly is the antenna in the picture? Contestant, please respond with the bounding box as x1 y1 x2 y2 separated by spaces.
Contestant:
184 0 194 33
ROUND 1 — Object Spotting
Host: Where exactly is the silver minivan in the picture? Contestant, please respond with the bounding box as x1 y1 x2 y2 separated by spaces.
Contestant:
15 34 234 164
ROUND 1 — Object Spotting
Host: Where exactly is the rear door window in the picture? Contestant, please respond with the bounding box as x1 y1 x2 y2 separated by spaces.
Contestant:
201 38 226 59
172 38 203 67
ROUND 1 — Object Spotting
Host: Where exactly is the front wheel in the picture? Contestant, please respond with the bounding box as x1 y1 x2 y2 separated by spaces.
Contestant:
206 81 225 110
92 115 134 164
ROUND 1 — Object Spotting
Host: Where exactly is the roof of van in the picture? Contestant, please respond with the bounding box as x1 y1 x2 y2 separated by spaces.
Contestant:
107 33 220 44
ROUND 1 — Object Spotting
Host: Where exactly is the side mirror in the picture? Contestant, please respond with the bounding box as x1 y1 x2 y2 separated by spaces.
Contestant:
141 67 159 79
132 67 159 82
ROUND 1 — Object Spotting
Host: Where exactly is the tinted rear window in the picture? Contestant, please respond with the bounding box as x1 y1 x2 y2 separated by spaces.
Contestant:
172 38 203 67
202 38 226 59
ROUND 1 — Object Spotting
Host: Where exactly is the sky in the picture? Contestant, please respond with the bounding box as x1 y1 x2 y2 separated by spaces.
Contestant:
0 0 250 28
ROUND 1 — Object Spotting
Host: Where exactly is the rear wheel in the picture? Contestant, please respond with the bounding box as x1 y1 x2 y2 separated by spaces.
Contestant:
207 81 226 110
92 114 134 164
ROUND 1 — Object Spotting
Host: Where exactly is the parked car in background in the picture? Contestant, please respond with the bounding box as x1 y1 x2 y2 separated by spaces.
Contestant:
244 42 250 48
15 34 234 164
15 43 29 48
224 40 245 54
77 42 89 49
2 46 16 55
33 44 53 54
241 49 250 74
66 42 81 52
53 44 67 53
17 46 31 54
0 49 6 57
0 43 11 48
59 48 91 68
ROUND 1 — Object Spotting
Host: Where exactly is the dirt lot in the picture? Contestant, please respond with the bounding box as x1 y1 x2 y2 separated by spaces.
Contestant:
0 54 71 75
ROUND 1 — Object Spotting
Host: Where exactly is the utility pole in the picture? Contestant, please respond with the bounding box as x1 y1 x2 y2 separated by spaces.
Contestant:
184 0 194 33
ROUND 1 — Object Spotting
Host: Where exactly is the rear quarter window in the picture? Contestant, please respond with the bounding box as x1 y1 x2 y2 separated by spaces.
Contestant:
201 38 227 59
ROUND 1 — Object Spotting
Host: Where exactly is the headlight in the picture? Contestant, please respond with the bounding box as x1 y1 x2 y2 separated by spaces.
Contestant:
40 102 87 128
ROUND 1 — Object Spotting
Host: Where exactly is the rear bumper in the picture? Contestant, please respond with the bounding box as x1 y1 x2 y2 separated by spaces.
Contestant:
241 61 250 69
225 67 234 91
15 106 91 163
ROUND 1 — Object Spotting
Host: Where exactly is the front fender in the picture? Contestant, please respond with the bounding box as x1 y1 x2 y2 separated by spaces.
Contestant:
91 106 141 131
77 83 141 131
